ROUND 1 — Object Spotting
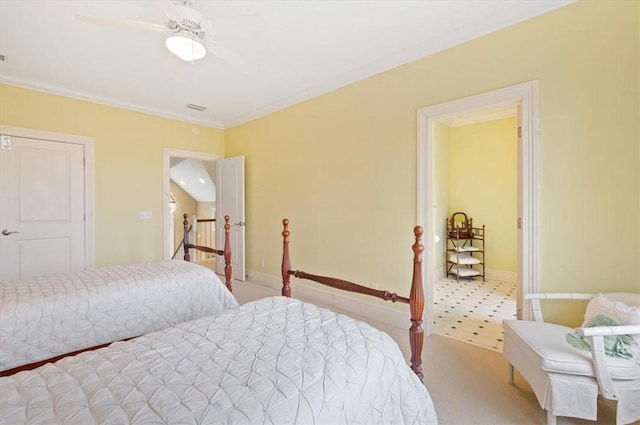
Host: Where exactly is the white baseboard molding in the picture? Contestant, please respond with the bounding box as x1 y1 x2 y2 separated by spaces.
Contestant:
434 266 446 281
485 268 516 283
435 267 516 283
247 270 412 331
246 267 514 337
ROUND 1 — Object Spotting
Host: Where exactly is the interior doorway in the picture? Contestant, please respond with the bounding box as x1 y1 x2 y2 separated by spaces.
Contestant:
417 81 540 337
162 149 222 262
169 157 217 263
430 109 518 351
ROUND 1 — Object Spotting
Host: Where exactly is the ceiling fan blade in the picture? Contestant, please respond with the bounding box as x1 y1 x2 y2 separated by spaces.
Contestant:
204 39 254 75
154 0 182 21
77 14 169 32
204 14 268 36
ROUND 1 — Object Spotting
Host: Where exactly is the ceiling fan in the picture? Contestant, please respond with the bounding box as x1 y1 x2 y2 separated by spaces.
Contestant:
77 0 255 72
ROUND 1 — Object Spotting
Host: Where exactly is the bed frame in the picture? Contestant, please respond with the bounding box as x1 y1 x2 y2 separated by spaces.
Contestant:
182 213 233 291
280 218 425 379
0 214 233 377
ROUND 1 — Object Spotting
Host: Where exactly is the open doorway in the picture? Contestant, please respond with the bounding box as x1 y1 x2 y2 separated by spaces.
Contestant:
169 158 218 269
162 149 222 266
417 81 540 347
430 107 518 351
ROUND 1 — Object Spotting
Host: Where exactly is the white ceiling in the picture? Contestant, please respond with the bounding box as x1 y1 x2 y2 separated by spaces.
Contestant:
0 0 573 129
170 158 216 202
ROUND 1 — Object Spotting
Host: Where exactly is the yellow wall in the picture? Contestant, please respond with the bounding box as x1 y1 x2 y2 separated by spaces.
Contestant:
0 84 225 266
1 2 638 318
449 117 517 272
226 0 639 303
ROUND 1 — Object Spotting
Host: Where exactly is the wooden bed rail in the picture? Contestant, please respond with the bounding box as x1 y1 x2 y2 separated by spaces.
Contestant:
183 214 233 292
280 218 425 380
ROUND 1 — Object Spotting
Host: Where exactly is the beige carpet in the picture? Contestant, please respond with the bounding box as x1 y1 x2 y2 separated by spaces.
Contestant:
231 278 627 425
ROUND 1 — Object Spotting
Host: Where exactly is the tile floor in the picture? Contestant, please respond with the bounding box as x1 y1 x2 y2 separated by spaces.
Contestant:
432 277 517 352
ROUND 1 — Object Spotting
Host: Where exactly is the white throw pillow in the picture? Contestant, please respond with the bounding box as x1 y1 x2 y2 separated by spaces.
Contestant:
616 301 640 343
583 293 640 362
615 302 640 323
583 293 620 325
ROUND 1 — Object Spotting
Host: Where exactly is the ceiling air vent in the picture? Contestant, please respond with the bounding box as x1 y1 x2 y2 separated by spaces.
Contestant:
186 104 206 112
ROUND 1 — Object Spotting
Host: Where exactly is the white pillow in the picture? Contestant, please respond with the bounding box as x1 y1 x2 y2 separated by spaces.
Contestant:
583 293 640 345
583 293 619 325
616 301 640 326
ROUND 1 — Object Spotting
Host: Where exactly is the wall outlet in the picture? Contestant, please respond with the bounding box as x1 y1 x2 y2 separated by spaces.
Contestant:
139 211 152 220
260 259 265 268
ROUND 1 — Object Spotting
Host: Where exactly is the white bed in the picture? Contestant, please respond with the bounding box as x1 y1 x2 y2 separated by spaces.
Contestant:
0 218 436 424
0 260 238 374
0 296 437 425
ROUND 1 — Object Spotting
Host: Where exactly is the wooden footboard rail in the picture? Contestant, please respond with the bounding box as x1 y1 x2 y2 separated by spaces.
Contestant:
183 214 233 291
0 339 135 377
280 218 425 380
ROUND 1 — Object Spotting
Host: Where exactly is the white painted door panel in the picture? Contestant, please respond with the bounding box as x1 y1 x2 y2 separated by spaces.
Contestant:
215 156 245 281
516 101 524 319
0 136 85 280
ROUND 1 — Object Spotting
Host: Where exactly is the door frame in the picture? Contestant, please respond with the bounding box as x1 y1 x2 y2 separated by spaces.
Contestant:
162 148 223 259
0 124 95 269
416 81 539 334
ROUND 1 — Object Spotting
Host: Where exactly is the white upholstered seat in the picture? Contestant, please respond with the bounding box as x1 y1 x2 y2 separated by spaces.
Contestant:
503 292 640 425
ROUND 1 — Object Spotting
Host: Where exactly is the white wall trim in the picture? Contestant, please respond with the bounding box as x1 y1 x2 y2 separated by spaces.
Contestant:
440 105 517 128
417 81 540 326
486 269 517 283
247 270 412 330
2 79 225 129
0 124 96 269
162 148 223 259
434 268 516 283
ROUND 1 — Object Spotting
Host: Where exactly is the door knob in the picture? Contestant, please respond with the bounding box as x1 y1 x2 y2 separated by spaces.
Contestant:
2 229 19 236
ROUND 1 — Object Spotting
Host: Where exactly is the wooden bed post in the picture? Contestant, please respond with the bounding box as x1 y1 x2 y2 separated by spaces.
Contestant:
223 215 232 291
281 218 291 297
409 225 425 380
182 214 191 262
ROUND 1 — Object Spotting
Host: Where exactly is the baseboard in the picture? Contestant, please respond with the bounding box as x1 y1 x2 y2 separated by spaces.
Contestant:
485 269 516 283
435 267 516 283
246 270 411 331
245 268 513 332
434 266 446 281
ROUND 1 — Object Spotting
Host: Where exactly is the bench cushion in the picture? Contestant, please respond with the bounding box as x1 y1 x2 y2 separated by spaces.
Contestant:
503 320 640 380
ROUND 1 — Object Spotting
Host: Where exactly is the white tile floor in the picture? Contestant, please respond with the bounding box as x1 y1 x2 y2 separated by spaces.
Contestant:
432 277 517 352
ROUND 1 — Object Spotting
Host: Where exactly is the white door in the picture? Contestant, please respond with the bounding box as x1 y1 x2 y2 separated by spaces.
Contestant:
516 101 524 319
215 156 245 281
0 136 85 280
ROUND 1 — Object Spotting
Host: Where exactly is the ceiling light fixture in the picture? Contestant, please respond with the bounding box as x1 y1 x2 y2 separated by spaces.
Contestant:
166 31 206 62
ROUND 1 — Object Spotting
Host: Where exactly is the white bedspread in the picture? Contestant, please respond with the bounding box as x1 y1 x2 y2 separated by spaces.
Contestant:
0 260 238 372
0 297 438 425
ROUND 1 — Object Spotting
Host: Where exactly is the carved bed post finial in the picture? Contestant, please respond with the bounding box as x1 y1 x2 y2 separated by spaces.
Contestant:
281 218 291 297
409 225 425 380
182 213 191 262
223 215 232 292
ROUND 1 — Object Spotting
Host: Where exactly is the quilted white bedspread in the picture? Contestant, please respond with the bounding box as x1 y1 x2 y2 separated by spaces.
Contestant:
0 297 437 425
0 260 238 372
